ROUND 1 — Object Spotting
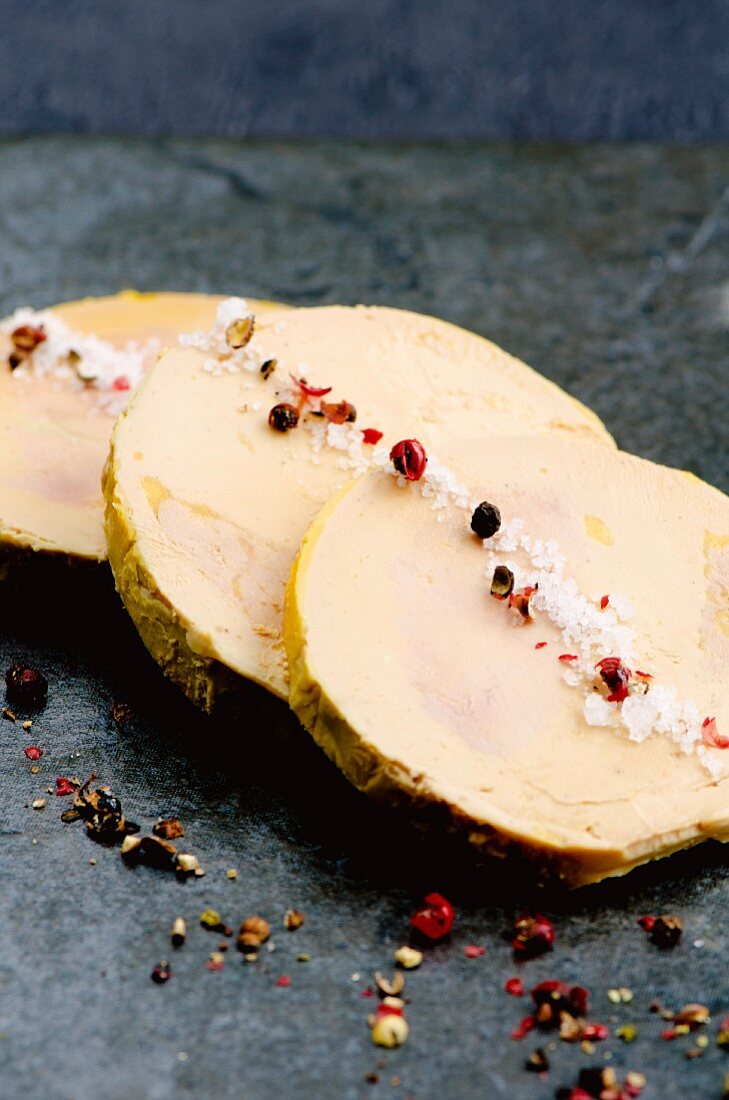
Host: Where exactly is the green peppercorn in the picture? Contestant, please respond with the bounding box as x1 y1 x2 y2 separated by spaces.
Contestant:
268 403 299 432
470 501 501 539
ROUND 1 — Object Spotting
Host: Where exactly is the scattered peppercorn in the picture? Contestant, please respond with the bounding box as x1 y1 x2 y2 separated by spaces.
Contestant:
526 1047 550 1073
490 565 515 601
110 702 133 727
371 1014 409 1048
268 403 299 432
512 913 555 958
237 916 270 950
389 439 428 482
151 961 172 984
647 914 683 948
260 358 277 379
505 978 525 997
24 746 42 761
470 501 502 540
5 663 48 707
410 892 454 941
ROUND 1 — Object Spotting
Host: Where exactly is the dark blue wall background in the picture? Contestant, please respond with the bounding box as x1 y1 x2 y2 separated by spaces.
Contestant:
1 0 727 139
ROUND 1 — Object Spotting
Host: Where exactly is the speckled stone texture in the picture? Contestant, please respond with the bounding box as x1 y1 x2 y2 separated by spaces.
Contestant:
0 139 727 1100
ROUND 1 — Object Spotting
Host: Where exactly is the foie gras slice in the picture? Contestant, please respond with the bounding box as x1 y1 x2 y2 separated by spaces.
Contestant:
284 434 729 885
104 303 614 709
0 291 281 562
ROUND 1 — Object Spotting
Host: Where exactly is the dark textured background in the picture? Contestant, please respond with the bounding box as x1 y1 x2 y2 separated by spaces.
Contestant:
1 0 729 140
0 138 728 1099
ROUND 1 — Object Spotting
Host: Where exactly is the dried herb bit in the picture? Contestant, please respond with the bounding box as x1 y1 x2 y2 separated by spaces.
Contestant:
394 945 422 970
410 892 455 941
5 663 48 707
225 315 255 349
283 909 304 931
321 399 357 424
237 915 270 950
470 501 502 540
121 834 177 869
512 913 555 958
154 817 185 840
268 402 299 432
390 439 428 482
171 917 186 947
151 960 172 984
490 565 515 601
640 914 683 948
260 358 277 380
526 1047 550 1073
110 702 133 727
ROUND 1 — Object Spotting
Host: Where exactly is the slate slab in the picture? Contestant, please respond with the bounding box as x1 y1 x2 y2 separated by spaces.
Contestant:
0 138 727 1100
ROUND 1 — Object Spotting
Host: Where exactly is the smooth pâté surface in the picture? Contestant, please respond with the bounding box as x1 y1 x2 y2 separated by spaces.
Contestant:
0 138 727 1099
285 436 729 884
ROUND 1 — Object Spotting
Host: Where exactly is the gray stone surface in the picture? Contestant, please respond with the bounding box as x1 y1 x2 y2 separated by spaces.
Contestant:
2 1 729 140
0 138 727 1099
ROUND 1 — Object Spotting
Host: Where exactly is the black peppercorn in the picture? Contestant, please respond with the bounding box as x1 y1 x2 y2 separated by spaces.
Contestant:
5 663 48 706
470 501 501 539
268 403 299 432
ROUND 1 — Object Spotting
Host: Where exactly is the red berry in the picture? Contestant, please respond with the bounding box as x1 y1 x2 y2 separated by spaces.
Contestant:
410 892 454 940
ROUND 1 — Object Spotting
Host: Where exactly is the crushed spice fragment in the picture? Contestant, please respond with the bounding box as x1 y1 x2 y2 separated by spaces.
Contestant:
362 428 383 445
206 952 225 971
275 975 291 988
526 1047 550 1073
55 777 77 797
535 641 548 650
5 663 48 707
375 972 405 998
508 584 538 621
702 716 729 749
171 917 186 947
121 834 177 870
463 945 486 959
410 892 454 941
260 358 277 380
200 908 224 932
505 978 525 997
31 798 46 810
24 746 43 761
225 315 255 350
321 399 357 425
394 945 422 970
154 817 185 840
595 656 631 703
371 1014 409 1049
600 595 610 610
283 909 304 931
